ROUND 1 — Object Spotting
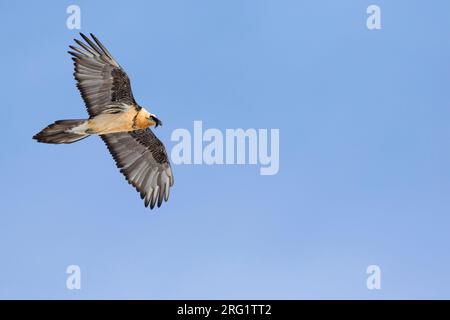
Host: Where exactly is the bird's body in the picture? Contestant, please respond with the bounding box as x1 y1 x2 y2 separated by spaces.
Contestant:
70 104 152 135
33 33 174 209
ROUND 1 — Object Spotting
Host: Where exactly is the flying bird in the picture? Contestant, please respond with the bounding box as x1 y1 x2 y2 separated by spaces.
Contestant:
33 33 174 209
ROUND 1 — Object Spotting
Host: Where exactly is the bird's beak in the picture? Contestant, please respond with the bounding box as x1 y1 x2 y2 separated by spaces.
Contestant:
149 115 163 128
154 117 163 128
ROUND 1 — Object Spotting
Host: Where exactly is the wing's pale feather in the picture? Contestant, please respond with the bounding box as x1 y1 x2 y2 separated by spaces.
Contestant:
68 33 136 117
101 129 174 209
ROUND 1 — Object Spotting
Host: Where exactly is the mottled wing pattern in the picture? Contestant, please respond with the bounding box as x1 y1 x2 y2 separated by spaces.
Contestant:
68 33 136 117
101 129 174 209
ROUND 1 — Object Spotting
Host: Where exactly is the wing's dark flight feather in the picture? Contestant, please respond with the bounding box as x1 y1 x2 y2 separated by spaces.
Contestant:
69 33 136 117
90 33 115 60
101 129 174 209
74 39 96 55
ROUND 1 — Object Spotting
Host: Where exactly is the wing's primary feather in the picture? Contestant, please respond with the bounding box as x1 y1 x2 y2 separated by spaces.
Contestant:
68 33 136 117
101 129 174 209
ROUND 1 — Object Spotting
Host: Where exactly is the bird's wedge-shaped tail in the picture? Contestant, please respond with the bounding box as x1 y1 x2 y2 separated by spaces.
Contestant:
33 119 89 144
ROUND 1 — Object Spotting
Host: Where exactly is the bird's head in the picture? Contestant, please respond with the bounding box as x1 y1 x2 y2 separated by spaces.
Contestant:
148 113 163 128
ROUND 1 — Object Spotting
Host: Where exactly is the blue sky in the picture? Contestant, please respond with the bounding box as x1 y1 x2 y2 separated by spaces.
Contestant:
1 0 450 299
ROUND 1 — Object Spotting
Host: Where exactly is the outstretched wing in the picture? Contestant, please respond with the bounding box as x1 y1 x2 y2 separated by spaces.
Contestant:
68 33 136 117
101 129 174 209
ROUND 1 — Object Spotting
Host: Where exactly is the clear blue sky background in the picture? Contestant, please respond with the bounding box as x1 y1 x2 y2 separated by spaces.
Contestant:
0 0 449 299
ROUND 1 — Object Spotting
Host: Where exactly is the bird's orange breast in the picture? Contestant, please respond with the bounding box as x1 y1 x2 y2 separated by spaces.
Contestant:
134 109 151 129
